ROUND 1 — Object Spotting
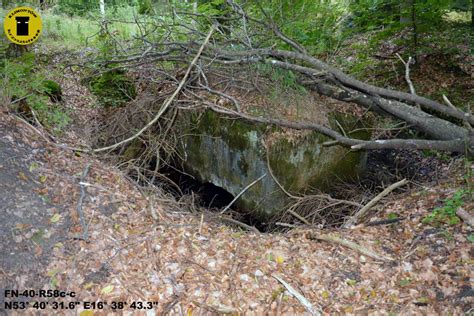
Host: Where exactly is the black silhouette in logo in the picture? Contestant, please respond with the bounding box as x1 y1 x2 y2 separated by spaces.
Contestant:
15 16 30 36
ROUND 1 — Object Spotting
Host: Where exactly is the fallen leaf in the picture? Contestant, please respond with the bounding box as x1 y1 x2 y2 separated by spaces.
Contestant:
29 162 39 172
100 285 114 294
18 171 28 181
50 214 62 223
34 245 43 256
419 269 438 282
275 255 285 264
83 282 94 290
15 223 31 230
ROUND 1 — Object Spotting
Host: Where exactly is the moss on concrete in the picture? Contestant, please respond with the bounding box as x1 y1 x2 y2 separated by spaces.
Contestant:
173 108 371 219
121 139 144 162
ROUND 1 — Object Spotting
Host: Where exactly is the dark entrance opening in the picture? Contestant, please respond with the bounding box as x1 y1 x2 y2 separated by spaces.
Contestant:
154 162 272 232
159 165 236 210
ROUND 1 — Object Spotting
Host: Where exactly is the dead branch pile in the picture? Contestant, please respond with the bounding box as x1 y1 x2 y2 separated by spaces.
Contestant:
86 0 473 158
81 1 472 229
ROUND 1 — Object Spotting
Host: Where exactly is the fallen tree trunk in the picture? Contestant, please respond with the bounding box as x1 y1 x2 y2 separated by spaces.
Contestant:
308 81 468 142
207 104 467 153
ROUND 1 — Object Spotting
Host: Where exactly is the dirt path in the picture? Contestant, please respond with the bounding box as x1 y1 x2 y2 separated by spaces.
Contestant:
0 110 472 315
0 116 72 306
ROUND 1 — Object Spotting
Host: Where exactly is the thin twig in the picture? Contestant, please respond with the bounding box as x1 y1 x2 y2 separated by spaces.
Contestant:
396 53 416 96
76 163 91 241
365 217 406 227
220 173 266 214
218 215 260 234
264 143 298 199
198 213 204 234
275 222 299 228
12 114 52 144
344 178 408 228
149 194 159 221
287 209 311 225
10 94 32 104
272 275 321 316
443 94 473 131
11 114 88 152
309 233 394 262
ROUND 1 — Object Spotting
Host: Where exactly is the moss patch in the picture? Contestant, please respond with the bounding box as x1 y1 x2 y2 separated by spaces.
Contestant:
121 139 144 162
196 110 267 151
88 70 137 107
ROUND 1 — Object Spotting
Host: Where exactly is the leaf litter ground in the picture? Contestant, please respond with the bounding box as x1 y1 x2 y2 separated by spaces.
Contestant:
0 67 473 315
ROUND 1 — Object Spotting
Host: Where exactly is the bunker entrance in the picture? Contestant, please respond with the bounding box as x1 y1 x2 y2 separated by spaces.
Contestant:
156 164 272 232
159 165 235 210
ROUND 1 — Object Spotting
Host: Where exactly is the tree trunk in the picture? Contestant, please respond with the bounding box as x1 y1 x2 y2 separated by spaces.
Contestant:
100 0 105 19
400 0 412 24
7 43 28 58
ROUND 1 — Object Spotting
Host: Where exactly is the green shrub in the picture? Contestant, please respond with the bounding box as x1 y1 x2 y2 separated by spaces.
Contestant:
138 0 153 14
43 80 63 102
1 53 70 131
243 0 346 54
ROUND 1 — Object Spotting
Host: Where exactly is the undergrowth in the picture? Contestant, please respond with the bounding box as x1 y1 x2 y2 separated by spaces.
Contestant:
1 53 70 132
423 189 470 226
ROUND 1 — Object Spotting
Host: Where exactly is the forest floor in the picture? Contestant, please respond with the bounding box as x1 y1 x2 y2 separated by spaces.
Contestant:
0 99 473 314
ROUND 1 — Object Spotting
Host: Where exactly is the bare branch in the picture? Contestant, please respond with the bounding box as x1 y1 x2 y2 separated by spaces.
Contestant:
396 53 417 96
456 207 474 227
272 275 321 316
309 233 395 262
220 173 266 214
207 104 467 153
76 163 91 241
343 178 409 228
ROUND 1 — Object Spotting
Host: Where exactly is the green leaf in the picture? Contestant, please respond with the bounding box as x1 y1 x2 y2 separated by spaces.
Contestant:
50 277 58 289
399 278 411 287
387 213 398 220
467 234 474 243
47 269 59 277
29 162 39 172
50 214 62 223
100 285 114 294
346 279 357 286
